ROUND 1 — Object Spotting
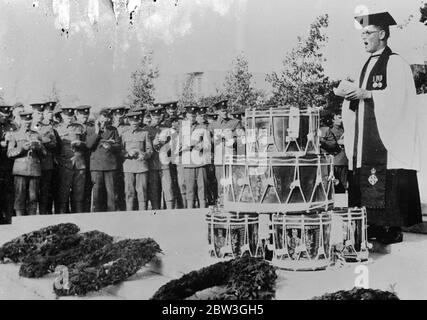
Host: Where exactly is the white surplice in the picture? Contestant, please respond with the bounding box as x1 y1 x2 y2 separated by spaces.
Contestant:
342 49 420 171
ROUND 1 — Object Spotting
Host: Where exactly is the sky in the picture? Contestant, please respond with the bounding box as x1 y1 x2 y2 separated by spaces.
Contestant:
0 0 426 108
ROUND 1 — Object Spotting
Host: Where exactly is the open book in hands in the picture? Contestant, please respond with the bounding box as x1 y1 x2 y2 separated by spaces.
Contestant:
333 80 358 97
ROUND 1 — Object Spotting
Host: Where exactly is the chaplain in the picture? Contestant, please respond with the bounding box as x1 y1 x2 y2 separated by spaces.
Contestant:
342 11 422 244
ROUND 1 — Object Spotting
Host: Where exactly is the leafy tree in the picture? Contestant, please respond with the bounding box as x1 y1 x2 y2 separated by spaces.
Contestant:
420 2 427 25
266 14 330 109
223 53 265 111
179 73 199 108
128 52 159 109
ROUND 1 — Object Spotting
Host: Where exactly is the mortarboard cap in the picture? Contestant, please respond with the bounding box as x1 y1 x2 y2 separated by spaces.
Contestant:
355 11 397 28
197 105 208 114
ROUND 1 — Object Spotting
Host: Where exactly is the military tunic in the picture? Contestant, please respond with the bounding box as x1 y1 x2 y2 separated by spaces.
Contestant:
121 126 153 210
55 122 87 213
7 128 46 215
113 121 129 211
0 120 17 222
32 122 58 214
86 124 121 212
208 118 240 203
182 121 210 208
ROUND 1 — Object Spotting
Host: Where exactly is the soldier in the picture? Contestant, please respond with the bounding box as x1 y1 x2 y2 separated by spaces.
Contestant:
86 108 121 212
74 105 93 212
145 105 174 209
181 105 210 208
205 111 219 205
230 110 246 157
7 111 46 216
121 110 153 210
208 100 239 203
31 102 57 215
160 101 179 124
12 103 25 128
110 105 129 211
0 105 17 223
56 107 87 213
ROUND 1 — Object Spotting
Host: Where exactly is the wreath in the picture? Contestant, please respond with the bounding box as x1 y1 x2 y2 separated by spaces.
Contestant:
0 223 162 297
311 287 399 300
0 223 80 263
53 238 161 296
151 255 277 300
19 230 114 278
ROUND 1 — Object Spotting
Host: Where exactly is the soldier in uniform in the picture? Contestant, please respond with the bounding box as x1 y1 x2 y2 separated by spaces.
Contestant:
205 111 219 205
121 110 153 210
31 102 57 215
7 111 46 216
160 101 179 123
110 105 129 211
0 105 17 223
56 107 87 213
208 100 240 203
86 108 121 212
230 110 246 157
75 105 93 212
181 105 210 208
145 105 174 209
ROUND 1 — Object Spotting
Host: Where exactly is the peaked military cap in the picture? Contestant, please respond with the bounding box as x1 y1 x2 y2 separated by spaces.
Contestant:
45 101 57 110
147 105 164 115
231 109 245 119
19 111 33 121
126 110 143 121
60 107 75 116
75 105 92 115
0 105 13 114
160 101 178 109
184 105 199 114
30 103 46 112
99 108 111 117
213 99 228 110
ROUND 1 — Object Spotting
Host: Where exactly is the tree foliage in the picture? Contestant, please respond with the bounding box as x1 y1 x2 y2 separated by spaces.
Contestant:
223 53 265 111
128 52 159 109
266 14 330 108
420 2 427 25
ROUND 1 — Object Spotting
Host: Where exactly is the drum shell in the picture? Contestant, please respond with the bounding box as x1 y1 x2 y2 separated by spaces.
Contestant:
271 213 332 271
223 154 334 214
206 212 259 259
245 108 320 156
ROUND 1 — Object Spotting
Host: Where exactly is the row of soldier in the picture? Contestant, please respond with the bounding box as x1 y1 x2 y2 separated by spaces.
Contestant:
0 100 245 223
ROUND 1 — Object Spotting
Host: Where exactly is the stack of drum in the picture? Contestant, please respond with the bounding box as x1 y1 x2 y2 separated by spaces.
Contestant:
206 106 370 271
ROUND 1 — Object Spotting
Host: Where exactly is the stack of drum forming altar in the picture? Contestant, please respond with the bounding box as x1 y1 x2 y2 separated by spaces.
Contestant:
206 106 370 271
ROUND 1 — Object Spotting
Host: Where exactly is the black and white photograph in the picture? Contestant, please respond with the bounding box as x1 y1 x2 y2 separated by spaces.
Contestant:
0 0 427 304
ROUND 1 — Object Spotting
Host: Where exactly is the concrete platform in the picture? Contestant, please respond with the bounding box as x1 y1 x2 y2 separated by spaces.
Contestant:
1 209 427 300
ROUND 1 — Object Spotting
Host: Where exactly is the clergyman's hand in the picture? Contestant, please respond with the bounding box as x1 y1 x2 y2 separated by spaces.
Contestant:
345 88 372 101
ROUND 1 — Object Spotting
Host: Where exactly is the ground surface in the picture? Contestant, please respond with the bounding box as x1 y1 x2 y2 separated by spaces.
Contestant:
0 210 426 300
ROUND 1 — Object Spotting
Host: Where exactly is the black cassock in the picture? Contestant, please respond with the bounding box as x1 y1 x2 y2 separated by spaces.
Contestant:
347 47 422 227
